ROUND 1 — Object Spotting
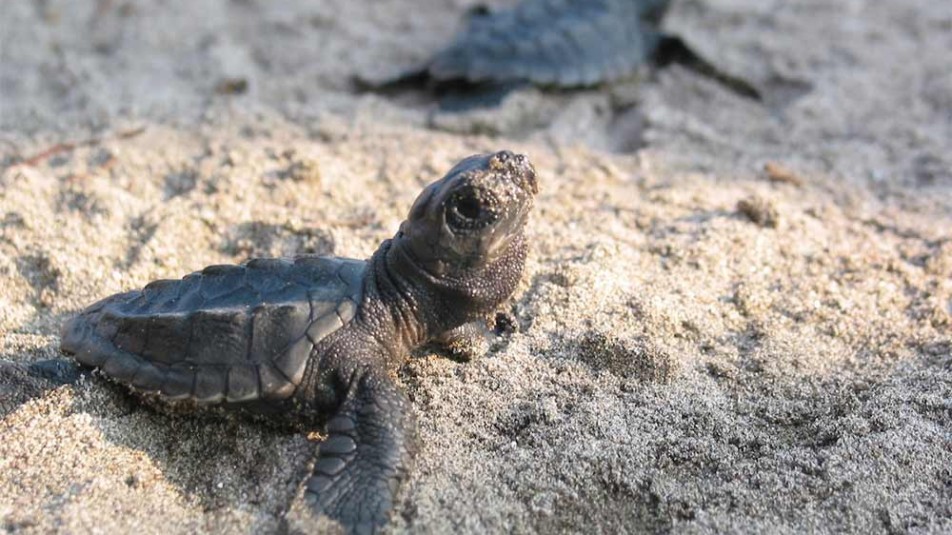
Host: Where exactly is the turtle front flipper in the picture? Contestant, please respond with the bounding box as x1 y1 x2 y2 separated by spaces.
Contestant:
655 34 762 100
305 370 417 533
432 320 492 362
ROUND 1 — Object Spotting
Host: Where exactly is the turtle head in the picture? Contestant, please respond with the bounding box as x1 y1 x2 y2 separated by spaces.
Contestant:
397 150 537 276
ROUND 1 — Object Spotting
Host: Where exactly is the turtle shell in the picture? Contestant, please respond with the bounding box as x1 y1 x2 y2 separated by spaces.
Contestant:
61 256 365 404
428 0 664 87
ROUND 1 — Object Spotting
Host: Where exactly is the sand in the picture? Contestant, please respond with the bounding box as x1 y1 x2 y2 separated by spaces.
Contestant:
1 0 950 533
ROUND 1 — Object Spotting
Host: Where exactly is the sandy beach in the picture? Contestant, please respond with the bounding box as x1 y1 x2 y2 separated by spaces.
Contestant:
1 0 950 533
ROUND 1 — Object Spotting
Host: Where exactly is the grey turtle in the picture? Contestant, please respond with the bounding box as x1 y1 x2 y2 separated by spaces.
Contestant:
365 0 759 106
60 151 538 533
426 0 672 87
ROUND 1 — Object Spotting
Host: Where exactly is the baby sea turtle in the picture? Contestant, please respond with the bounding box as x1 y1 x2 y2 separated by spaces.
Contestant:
60 151 538 533
364 0 758 107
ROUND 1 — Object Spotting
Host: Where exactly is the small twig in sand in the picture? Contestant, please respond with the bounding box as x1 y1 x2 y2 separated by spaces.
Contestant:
763 161 805 187
13 127 147 168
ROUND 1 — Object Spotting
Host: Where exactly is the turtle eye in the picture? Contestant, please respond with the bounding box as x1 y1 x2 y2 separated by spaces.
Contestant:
446 189 497 231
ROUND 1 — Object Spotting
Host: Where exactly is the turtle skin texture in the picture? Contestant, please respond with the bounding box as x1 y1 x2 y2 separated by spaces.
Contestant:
60 150 538 534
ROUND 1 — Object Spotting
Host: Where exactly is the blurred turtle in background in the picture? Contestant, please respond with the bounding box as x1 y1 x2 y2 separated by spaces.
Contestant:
361 0 759 109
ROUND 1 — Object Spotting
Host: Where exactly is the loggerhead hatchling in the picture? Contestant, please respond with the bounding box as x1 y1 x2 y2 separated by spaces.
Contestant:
365 0 759 106
60 150 538 533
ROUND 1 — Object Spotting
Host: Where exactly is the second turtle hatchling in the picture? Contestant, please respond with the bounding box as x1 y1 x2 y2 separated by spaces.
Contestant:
364 0 760 105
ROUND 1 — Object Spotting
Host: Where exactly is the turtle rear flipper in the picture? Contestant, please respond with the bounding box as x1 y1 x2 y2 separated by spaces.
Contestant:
304 370 417 533
655 34 762 100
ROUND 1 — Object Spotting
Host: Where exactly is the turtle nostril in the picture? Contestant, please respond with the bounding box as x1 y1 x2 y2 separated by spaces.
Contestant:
524 168 538 194
489 150 517 172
